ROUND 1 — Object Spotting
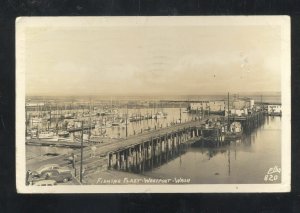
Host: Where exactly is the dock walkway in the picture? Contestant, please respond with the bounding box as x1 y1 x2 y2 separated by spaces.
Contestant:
26 118 209 171
27 112 264 174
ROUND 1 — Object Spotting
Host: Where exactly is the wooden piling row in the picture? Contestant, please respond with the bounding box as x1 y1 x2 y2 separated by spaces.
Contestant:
107 112 264 173
108 126 202 173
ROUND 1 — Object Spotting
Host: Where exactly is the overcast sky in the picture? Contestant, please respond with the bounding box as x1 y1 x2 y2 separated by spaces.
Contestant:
25 22 281 96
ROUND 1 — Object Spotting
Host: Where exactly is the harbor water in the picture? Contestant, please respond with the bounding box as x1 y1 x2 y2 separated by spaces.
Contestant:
26 107 281 184
144 116 281 184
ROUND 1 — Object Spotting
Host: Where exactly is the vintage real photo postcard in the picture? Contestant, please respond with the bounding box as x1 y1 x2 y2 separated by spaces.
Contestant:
16 16 290 193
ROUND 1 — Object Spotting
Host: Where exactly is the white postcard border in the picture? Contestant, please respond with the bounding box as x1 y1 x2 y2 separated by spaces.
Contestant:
16 16 291 193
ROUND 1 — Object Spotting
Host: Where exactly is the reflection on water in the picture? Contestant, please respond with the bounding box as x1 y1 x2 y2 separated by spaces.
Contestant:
145 116 281 184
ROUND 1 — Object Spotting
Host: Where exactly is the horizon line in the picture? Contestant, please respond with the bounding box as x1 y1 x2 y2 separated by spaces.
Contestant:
26 91 281 97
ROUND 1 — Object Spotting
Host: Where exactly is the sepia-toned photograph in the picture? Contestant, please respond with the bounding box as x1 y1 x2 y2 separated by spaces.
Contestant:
16 16 291 193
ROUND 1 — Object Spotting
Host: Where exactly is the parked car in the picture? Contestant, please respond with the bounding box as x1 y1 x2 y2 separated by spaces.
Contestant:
33 180 57 186
32 164 61 176
43 169 73 183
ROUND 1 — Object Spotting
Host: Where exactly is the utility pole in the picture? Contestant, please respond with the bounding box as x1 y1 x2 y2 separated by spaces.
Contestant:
72 152 76 177
261 95 263 111
228 147 231 176
55 102 58 135
80 121 84 183
228 92 230 131
49 105 51 131
180 107 182 123
126 104 128 138
88 99 92 141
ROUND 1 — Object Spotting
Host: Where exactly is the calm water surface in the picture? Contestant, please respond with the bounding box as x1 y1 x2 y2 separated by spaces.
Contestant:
145 116 281 184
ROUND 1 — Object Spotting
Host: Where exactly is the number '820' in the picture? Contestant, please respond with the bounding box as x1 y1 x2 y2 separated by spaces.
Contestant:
264 174 279 182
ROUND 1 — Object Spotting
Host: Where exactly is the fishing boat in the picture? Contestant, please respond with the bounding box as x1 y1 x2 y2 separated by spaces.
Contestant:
64 113 74 119
111 122 120 127
93 127 107 137
129 114 140 122
105 123 112 128
29 129 38 138
58 130 70 137
38 131 55 139
120 121 129 129
111 117 127 127
152 111 167 119
37 131 59 141
182 109 189 113
31 117 43 126
225 122 243 140
144 113 152 120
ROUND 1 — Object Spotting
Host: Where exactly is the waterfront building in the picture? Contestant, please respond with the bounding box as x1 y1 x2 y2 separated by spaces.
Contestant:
189 101 226 115
267 104 282 116
232 98 254 110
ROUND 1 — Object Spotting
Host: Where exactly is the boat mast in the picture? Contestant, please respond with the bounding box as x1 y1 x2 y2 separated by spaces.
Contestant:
25 105 28 137
55 102 58 135
80 120 84 183
89 99 92 141
179 103 182 123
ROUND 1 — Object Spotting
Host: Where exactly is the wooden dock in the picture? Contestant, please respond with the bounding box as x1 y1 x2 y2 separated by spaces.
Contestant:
26 139 86 148
26 112 265 177
27 118 209 172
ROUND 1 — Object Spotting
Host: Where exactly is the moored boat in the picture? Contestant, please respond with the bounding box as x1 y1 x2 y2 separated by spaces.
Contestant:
37 131 59 141
182 109 189 113
225 122 243 140
58 131 70 137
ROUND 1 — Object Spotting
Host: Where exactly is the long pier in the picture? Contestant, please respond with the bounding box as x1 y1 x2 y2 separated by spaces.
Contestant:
26 112 265 177
27 118 212 171
26 139 86 149
107 125 204 173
